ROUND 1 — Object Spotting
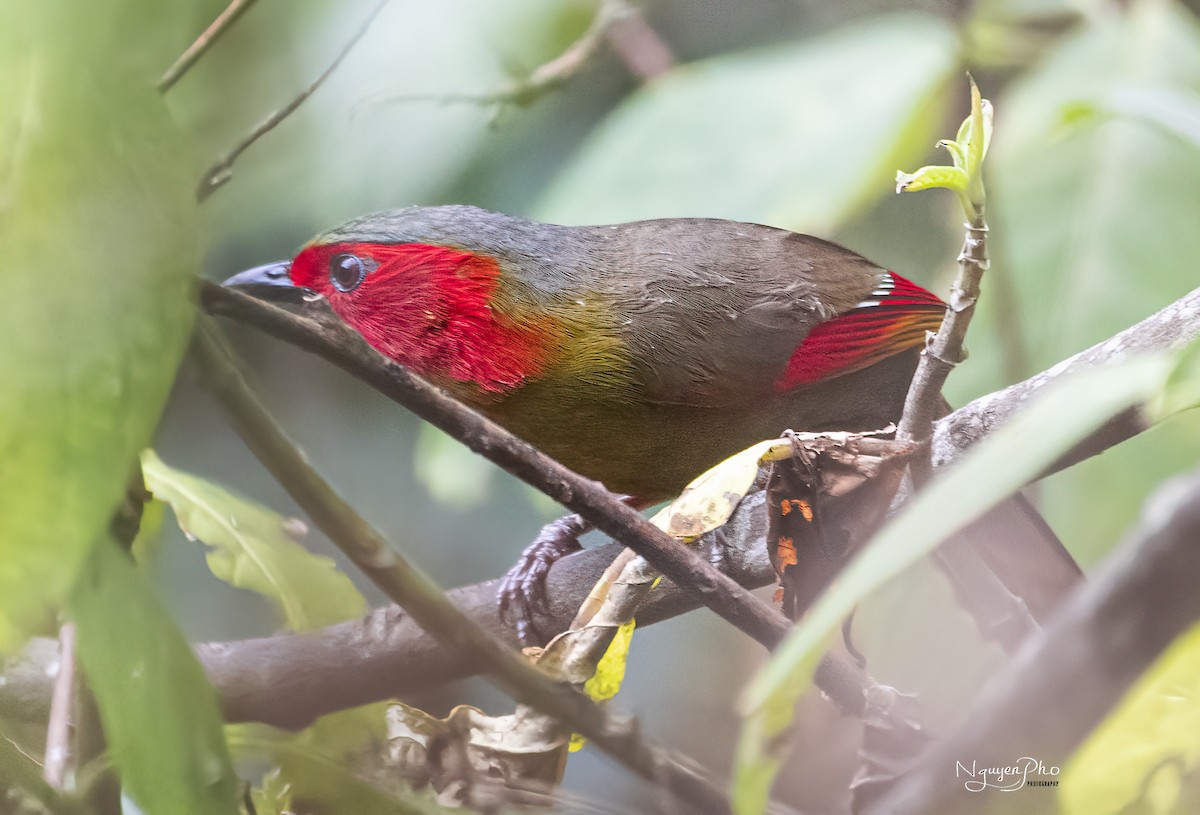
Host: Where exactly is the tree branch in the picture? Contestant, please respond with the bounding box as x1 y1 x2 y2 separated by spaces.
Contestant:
192 317 736 814
4 491 783 730
932 285 1200 469
897 214 988 462
5 287 1198 734
869 465 1200 815
197 284 807 661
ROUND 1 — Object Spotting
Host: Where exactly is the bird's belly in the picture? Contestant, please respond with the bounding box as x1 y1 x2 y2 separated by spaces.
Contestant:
480 350 920 502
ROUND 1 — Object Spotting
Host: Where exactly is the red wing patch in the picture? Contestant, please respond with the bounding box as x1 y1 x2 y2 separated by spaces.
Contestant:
775 272 945 390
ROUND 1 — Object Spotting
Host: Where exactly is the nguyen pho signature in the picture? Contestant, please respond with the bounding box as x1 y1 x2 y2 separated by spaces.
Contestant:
956 757 1061 792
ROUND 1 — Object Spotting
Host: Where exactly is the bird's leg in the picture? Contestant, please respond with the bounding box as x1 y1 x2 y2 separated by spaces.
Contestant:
498 513 589 644
498 496 639 644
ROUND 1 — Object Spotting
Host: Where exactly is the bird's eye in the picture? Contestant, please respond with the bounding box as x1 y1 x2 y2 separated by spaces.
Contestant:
329 253 366 292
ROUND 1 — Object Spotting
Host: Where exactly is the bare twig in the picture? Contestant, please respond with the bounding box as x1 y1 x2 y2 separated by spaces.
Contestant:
42 623 76 788
191 317 736 815
365 0 672 112
158 0 260 92
196 0 390 201
603 3 675 80
896 212 988 470
870 466 1200 815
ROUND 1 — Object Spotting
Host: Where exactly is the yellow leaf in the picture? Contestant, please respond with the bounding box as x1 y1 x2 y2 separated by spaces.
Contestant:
1061 621 1200 814
662 439 788 539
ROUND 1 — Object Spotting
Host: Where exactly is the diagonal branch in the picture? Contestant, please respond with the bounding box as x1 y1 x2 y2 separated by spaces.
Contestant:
5 287 1197 734
198 281 872 709
191 317 736 814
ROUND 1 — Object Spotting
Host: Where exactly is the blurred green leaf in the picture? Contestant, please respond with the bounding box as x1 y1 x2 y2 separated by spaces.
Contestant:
230 727 449 815
130 498 168 568
71 539 239 815
966 0 1200 563
143 450 366 631
1061 621 1200 814
0 3 198 650
1062 86 1200 149
413 424 497 508
536 13 958 231
1153 337 1200 421
734 356 1171 815
143 453 396 809
248 768 294 815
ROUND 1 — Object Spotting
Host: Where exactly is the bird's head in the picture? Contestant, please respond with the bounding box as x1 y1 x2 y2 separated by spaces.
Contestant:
223 208 556 395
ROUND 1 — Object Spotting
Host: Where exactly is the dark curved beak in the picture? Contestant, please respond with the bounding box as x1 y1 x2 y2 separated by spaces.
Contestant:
222 261 293 288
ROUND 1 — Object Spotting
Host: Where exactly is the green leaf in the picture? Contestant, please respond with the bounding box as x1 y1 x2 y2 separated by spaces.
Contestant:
70 539 239 815
895 164 969 193
142 450 366 631
937 137 968 169
130 498 168 568
536 14 958 232
229 728 450 815
1061 621 1200 814
896 78 991 216
1063 86 1200 150
1153 336 1200 421
143 453 391 806
963 0 1200 564
733 356 1171 814
0 3 198 650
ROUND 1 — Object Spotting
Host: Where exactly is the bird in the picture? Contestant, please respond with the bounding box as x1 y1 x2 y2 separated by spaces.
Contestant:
225 204 1081 641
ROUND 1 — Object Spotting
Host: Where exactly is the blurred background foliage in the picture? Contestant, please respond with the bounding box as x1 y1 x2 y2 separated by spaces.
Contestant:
5 0 1200 811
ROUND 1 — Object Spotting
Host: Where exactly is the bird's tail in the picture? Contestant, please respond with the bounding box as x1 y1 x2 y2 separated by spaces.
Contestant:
939 492 1081 650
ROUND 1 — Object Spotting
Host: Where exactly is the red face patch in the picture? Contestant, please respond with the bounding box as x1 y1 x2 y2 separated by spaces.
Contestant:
289 242 552 393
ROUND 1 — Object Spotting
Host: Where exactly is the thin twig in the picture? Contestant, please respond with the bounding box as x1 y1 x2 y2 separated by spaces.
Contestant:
870 466 1200 815
363 0 671 113
158 0 260 92
42 623 76 788
196 0 390 201
191 316 737 815
603 3 675 80
896 211 988 471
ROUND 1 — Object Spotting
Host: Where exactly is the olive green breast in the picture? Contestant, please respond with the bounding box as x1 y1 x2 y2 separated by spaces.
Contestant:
474 344 921 502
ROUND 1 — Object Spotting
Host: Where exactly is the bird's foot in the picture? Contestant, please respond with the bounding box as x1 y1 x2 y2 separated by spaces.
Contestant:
498 513 589 644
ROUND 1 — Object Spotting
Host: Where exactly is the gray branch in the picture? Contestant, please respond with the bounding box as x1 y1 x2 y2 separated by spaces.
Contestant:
3 287 1198 732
